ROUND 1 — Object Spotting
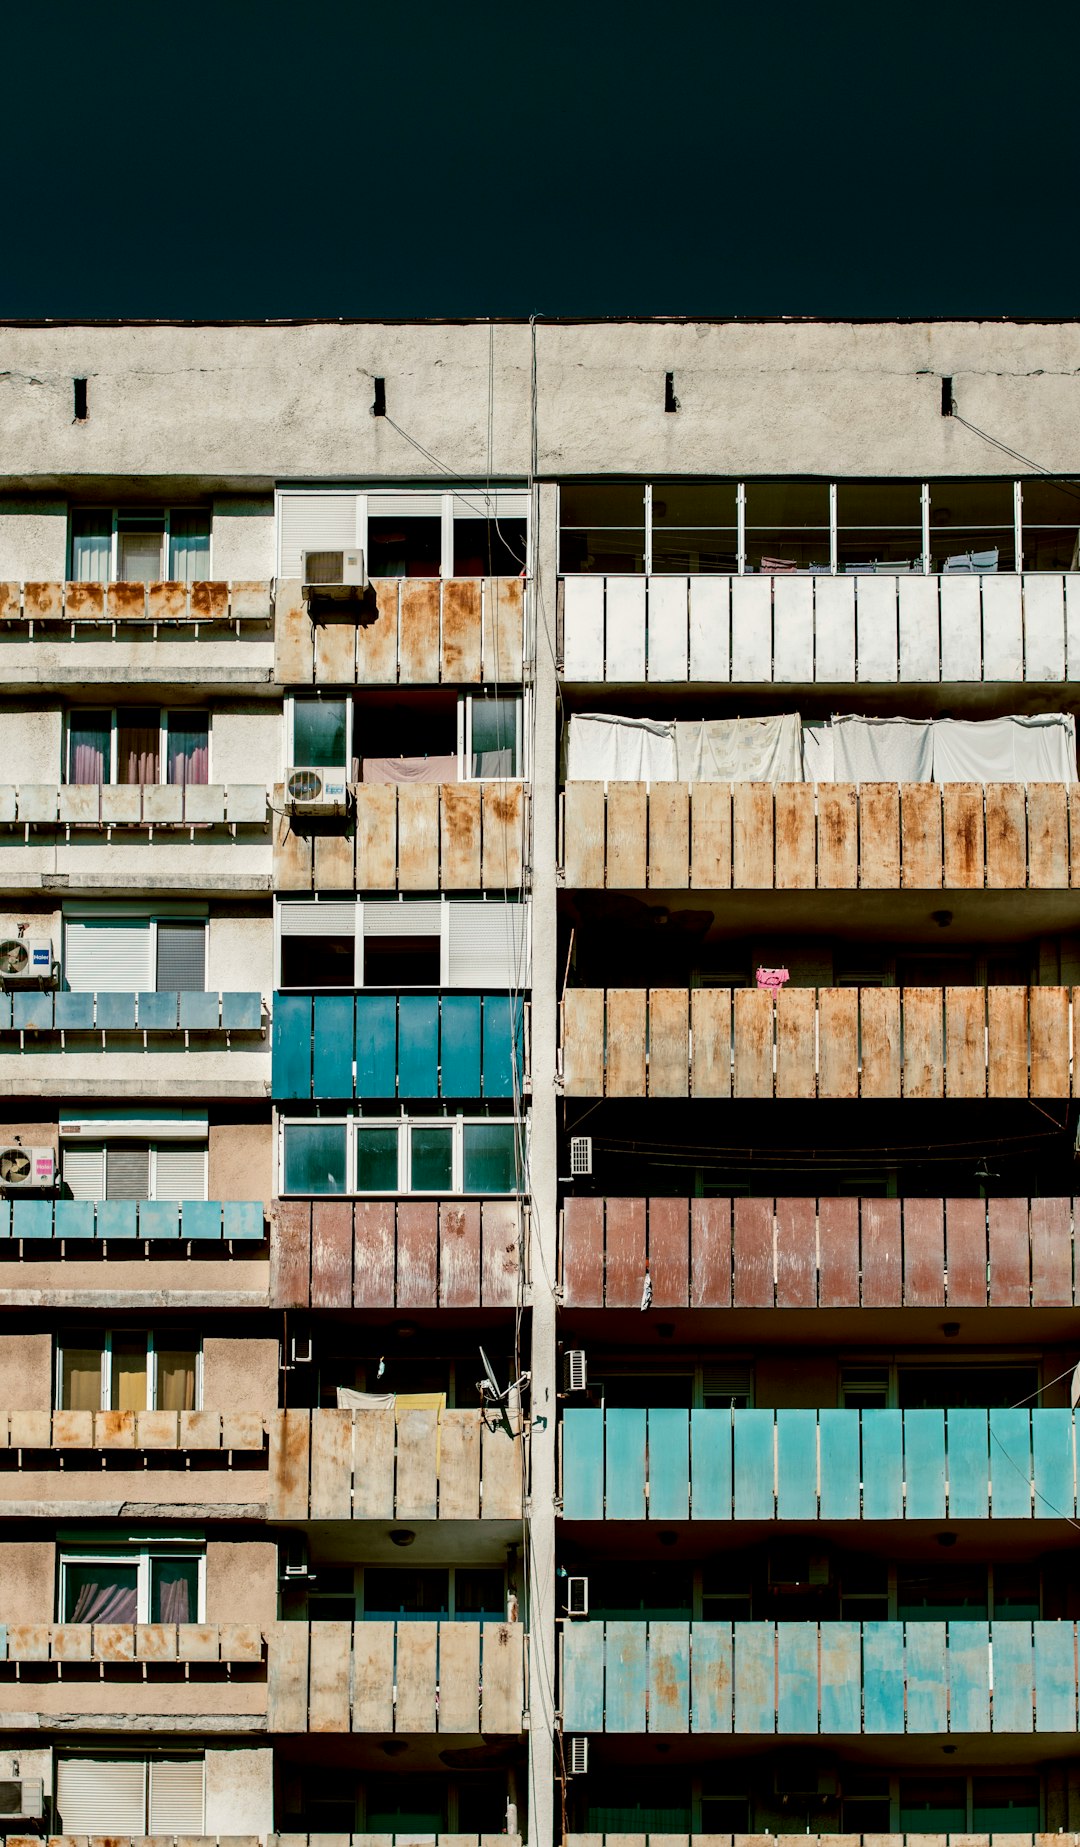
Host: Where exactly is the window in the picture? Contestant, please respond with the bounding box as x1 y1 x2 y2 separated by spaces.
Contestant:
70 509 211 585
465 693 521 778
585 1773 693 1833
361 1565 504 1620
56 1755 205 1835
62 1140 208 1202
59 1549 204 1623
276 898 528 991
66 709 209 786
280 1116 523 1196
292 698 349 770
587 1563 693 1621
291 692 524 781
57 1330 200 1411
744 480 831 573
836 480 924 572
63 913 207 993
277 487 527 580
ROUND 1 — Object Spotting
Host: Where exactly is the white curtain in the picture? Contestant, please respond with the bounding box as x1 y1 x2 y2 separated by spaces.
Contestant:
801 721 834 784
566 714 678 781
674 714 803 784
932 713 1077 783
831 716 934 783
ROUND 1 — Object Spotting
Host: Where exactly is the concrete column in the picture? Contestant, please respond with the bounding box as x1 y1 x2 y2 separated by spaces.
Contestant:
526 479 560 1847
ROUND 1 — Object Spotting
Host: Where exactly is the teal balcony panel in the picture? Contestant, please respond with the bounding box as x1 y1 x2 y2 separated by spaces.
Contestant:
1 1200 264 1241
0 992 262 1037
272 992 524 1102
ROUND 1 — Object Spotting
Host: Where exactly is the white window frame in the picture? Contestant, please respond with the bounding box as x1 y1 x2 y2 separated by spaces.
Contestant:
64 708 212 786
58 1546 206 1623
60 1139 209 1202
279 1113 525 1196
61 910 208 994
69 508 213 584
286 694 353 775
459 691 526 782
275 486 529 581
55 1331 204 1412
275 895 529 991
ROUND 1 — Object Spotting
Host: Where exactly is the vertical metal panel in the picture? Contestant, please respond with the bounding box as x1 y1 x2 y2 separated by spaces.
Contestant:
901 783 943 888
819 1411 861 1519
561 1622 606 1730
606 783 648 888
270 1201 312 1308
480 1415 521 1518
987 985 1028 1097
862 1621 905 1732
606 578 647 680
648 783 690 888
441 785 482 889
689 575 730 680
562 1410 604 1520
988 1196 1031 1307
992 1621 1035 1732
776 1620 818 1734
774 783 815 890
733 1198 773 1307
942 783 985 888
1024 571 1066 679
690 987 732 1097
732 783 774 888
1033 1620 1076 1731
355 579 400 683
564 783 606 888
777 1410 818 1519
562 990 605 1095
861 1410 903 1520
441 994 483 1097
818 1196 860 1305
562 578 605 680
898 576 941 681
562 1197 604 1307
903 987 945 1098
1027 783 1069 888
396 1407 439 1519
352 1619 395 1732
352 1200 395 1307
903 1197 946 1306
351 1407 395 1518
985 784 1028 888
268 1409 311 1520
481 779 525 890
949 1619 991 1730
313 826 354 890
440 1202 481 1308
733 987 775 1098
649 989 690 1097
940 577 981 679
776 988 816 1099
905 1623 948 1733
396 1620 439 1731
312 994 354 1099
946 986 986 1097
988 1407 1033 1519
605 1197 648 1307
355 785 398 889
604 1619 648 1732
947 1408 993 1519
690 782 732 889
856 575 899 681
691 1621 733 1731
439 1621 482 1732
818 989 859 1098
815 578 857 681
982 575 1024 678
691 1409 731 1519
1030 987 1070 1097
649 1621 691 1732
397 784 440 890
266 1622 310 1732
862 1199 902 1308
399 581 440 684
607 989 648 1097
355 994 397 1096
730 578 772 681
486 574 524 682
272 994 313 1100
733 1411 775 1519
942 1195 988 1306
819 1621 861 1732
859 782 901 886
311 1201 353 1309
480 1622 524 1733
649 1408 690 1520
773 577 814 682
817 785 858 888
1030 1196 1072 1305
398 996 440 1097
396 1203 439 1310
310 1414 352 1521
775 1197 815 1307
606 1408 647 1518
904 1410 947 1519
1032 1409 1075 1519
649 1197 689 1306
273 805 314 889
441 579 482 682
647 577 689 681
691 1197 732 1307
733 1623 776 1733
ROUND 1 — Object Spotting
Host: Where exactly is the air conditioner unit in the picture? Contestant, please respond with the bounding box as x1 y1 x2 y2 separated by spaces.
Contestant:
565 1736 588 1777
569 1135 592 1177
0 1146 55 1191
768 1550 830 1592
774 1760 840 1801
285 766 349 813
0 937 56 988
0 1779 44 1819
282 1535 309 1579
563 1350 587 1394
302 548 368 592
564 1575 588 1617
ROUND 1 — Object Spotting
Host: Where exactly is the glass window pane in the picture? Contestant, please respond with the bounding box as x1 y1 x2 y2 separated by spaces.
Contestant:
973 1777 1040 1831
356 1126 400 1192
71 510 112 585
454 1567 505 1618
653 484 738 527
293 700 348 768
280 936 356 989
283 1122 347 1195
410 1124 453 1192
117 707 160 785
993 1563 1040 1617
837 481 925 572
652 529 738 573
111 1334 149 1413
896 1565 987 1620
168 512 211 584
928 479 1015 572
363 1568 449 1619
470 696 519 777
462 1122 518 1193
62 1343 104 1410
745 482 830 526
155 1347 197 1412
364 1775 446 1833
63 1559 139 1622
560 484 645 575
1020 478 1080 570
69 712 111 783
453 517 527 576
368 517 442 578
898 1780 966 1832
561 484 645 526
117 518 165 583
166 713 209 786
151 1556 199 1622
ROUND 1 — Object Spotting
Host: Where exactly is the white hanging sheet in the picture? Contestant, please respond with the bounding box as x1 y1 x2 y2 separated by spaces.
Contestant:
361 755 459 784
932 713 1077 784
674 714 803 785
336 1388 395 1409
831 716 934 784
800 721 834 785
565 713 678 781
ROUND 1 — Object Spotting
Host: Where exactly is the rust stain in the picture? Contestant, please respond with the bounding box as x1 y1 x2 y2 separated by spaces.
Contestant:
107 581 147 620
24 582 63 620
64 580 104 620
487 786 521 825
0 582 20 620
190 579 228 620
148 580 187 622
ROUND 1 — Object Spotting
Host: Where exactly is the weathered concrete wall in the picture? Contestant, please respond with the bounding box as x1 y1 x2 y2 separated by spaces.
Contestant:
206 1540 277 1627
205 1743 274 1834
0 1538 54 1622
0 704 63 780
0 1331 53 1410
202 1335 278 1415
209 707 281 784
211 496 276 579
208 912 273 992
0 499 68 578
209 1119 273 1207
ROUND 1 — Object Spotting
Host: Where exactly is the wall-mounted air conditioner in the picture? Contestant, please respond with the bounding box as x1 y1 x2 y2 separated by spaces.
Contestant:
302 548 368 598
0 1779 44 1818
285 767 349 813
564 1575 588 1617
0 937 56 989
569 1135 592 1177
0 1146 56 1191
565 1736 588 1777
563 1350 587 1394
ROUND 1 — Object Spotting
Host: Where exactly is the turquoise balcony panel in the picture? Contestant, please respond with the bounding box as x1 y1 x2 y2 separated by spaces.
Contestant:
0 1199 265 1240
0 992 262 1037
560 1408 1077 1521
560 1620 1078 1734
272 991 525 1101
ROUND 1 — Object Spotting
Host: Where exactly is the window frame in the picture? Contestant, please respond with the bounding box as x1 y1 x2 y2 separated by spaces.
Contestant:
68 507 213 584
839 1352 1043 1409
279 1113 525 1197
60 1138 209 1202
64 708 212 786
287 692 526 782
58 1546 206 1623
274 895 529 991
55 1329 204 1412
275 486 529 582
61 909 209 995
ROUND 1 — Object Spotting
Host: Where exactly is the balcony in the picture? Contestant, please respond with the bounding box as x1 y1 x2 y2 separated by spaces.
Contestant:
275 577 524 686
0 1409 267 1514
0 783 271 894
0 991 268 1099
268 1406 522 1521
0 1621 266 1727
0 581 274 686
275 781 526 892
11 1839 520 1847
561 1619 1078 1734
561 987 1078 1099
267 1619 525 1734
272 1198 521 1309
561 1407 1078 1522
561 780 1080 891
272 993 525 1101
0 1198 265 1241
559 572 1079 684
0 1199 269 1310
561 1195 1077 1309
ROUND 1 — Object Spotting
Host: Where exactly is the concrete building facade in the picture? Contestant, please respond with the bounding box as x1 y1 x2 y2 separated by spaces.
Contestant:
0 316 1078 1847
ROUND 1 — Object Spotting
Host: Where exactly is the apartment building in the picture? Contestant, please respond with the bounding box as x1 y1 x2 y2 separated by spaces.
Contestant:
0 317 1077 1847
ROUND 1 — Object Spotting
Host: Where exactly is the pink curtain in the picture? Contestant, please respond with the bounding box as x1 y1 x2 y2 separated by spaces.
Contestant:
70 1577 139 1622
118 716 160 786
157 1571 192 1622
167 718 210 787
72 739 106 783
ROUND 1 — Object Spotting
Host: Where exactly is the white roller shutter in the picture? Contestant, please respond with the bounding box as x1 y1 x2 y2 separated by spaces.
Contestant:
279 901 359 936
363 900 444 936
368 493 444 519
449 489 528 520
63 1144 105 1200
64 920 153 993
278 494 357 579
148 1758 205 1833
447 901 528 988
56 1757 147 1834
153 1144 208 1201
105 1146 152 1200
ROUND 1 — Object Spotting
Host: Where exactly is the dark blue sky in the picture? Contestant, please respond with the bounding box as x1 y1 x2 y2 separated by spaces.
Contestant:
5 0 1077 319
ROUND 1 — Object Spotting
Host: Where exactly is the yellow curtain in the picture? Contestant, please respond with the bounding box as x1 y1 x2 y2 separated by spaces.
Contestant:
156 1349 197 1412
111 1337 148 1413
62 1347 103 1411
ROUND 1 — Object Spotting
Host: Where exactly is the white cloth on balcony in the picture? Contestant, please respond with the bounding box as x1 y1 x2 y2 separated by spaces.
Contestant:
932 713 1077 784
674 714 803 784
360 755 459 783
831 715 934 784
336 1388 395 1409
566 713 678 781
800 721 834 783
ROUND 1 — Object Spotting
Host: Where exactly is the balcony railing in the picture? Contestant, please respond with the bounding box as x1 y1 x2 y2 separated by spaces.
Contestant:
559 572 1078 683
561 986 1078 1098
561 1195 1077 1309
272 1198 522 1308
565 1837 1068 1847
275 780 526 892
267 1619 525 1733
0 580 271 628
0 1621 267 1726
268 1407 522 1520
561 780 1080 890
273 993 525 1101
0 990 264 1037
561 1407 1078 1522
0 1409 265 1453
0 783 269 828
0 1198 265 1240
275 577 524 685
0 1622 264 1662
561 1620 1078 1734
10 1839 522 1847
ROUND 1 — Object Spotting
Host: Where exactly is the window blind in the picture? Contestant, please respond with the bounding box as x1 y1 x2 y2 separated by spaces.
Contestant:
279 901 358 937
363 900 443 937
63 1144 106 1200
56 1758 147 1834
278 494 357 578
154 1145 208 1201
148 1759 204 1833
64 920 153 993
155 922 206 993
106 1146 151 1201
702 1363 754 1406
447 902 527 988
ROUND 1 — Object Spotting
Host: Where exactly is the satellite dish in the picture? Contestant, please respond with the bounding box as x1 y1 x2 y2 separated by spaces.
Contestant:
476 1345 531 1438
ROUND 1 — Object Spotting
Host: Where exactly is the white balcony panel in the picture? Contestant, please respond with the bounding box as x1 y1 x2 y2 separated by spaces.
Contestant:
562 577 604 679
689 574 729 681
773 576 813 683
898 576 941 681
815 577 856 681
1066 576 1080 679
1024 574 1066 680
142 785 185 824
982 575 1024 680
855 576 899 681
647 576 688 681
731 577 772 681
941 574 981 680
606 577 646 680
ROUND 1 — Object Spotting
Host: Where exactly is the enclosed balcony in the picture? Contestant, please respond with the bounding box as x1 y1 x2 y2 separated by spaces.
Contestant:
0 581 274 686
272 1198 521 1310
275 578 524 686
272 993 525 1102
267 1619 525 1734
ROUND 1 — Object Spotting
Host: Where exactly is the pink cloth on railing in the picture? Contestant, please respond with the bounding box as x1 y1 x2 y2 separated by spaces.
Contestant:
361 755 459 784
756 967 790 989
